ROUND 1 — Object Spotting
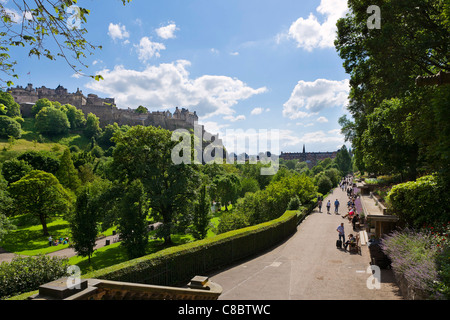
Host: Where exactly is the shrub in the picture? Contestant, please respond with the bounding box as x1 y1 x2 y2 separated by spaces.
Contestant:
35 107 70 136
0 115 21 139
317 175 332 195
0 255 69 299
287 196 301 210
386 174 449 227
217 210 250 234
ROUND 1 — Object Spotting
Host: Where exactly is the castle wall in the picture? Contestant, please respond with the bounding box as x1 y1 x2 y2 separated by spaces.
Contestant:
9 84 200 132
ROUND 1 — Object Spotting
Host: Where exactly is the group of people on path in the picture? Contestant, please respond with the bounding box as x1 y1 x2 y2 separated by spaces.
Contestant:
336 175 360 251
317 197 340 214
337 223 357 251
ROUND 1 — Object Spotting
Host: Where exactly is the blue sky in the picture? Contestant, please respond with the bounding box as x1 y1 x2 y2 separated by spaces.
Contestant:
6 0 352 153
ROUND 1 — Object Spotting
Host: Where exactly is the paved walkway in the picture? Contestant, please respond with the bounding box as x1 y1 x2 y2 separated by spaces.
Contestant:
1 188 403 300
208 184 403 300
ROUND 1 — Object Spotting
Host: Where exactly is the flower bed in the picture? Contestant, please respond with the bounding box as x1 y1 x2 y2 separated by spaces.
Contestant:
381 225 450 299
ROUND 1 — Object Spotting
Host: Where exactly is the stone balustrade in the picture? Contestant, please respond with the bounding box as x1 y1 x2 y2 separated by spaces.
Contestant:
29 276 222 300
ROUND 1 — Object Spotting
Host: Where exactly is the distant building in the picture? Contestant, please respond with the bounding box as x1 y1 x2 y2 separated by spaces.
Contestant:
280 144 337 167
7 84 199 132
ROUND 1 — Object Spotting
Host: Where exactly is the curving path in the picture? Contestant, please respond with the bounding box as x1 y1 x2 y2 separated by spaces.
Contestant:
207 184 403 300
1 186 403 300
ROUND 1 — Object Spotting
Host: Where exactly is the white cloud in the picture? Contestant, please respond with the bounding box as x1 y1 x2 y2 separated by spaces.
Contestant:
135 37 166 62
285 0 348 51
251 107 263 115
300 130 344 144
224 115 246 122
283 78 349 120
296 122 314 127
201 121 230 136
250 107 270 115
317 116 329 123
156 23 179 39
85 60 267 118
108 23 130 42
2 7 32 23
230 52 239 56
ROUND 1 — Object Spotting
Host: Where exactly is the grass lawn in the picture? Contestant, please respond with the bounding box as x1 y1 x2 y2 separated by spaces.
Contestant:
1 211 223 274
0 118 92 162
0 216 72 255
69 232 197 274
0 214 117 256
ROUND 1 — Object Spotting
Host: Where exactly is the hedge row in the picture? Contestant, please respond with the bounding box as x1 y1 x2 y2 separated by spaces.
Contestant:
83 210 298 287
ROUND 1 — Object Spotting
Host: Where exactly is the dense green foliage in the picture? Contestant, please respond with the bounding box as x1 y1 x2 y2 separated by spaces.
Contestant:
336 0 450 233
336 0 450 182
8 170 74 236
387 174 449 228
0 255 68 299
0 92 20 117
0 115 21 139
35 107 71 136
191 184 212 240
117 180 150 259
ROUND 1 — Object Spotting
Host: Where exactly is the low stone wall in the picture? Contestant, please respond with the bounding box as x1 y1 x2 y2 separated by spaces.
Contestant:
392 270 428 300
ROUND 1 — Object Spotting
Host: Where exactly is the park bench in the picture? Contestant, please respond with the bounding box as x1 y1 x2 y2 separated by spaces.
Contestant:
348 234 361 255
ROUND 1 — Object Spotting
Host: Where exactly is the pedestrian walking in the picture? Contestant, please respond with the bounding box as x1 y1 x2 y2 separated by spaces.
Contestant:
318 200 322 213
334 199 340 214
337 223 345 243
326 200 331 214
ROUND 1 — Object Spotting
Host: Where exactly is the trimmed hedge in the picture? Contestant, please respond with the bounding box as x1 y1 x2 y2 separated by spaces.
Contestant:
0 255 69 299
83 210 298 287
387 174 449 227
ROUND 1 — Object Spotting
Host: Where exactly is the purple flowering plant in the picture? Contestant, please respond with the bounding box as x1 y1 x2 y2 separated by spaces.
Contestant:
381 224 450 299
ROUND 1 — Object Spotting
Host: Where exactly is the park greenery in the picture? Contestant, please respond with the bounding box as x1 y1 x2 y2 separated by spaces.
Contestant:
0 0 449 300
336 0 450 298
0 91 353 298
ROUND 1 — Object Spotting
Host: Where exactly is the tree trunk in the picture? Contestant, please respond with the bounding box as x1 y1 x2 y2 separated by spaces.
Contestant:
164 234 173 246
39 214 49 236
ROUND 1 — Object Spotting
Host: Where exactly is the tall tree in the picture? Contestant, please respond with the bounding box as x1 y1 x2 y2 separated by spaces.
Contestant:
335 0 450 176
112 125 199 245
213 173 240 211
56 148 81 192
35 106 70 136
117 179 149 259
61 104 86 130
0 92 20 117
8 170 73 235
335 145 352 176
70 184 99 263
84 112 101 139
191 184 211 240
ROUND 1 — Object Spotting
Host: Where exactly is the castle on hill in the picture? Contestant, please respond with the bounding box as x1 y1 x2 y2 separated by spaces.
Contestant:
7 84 199 132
